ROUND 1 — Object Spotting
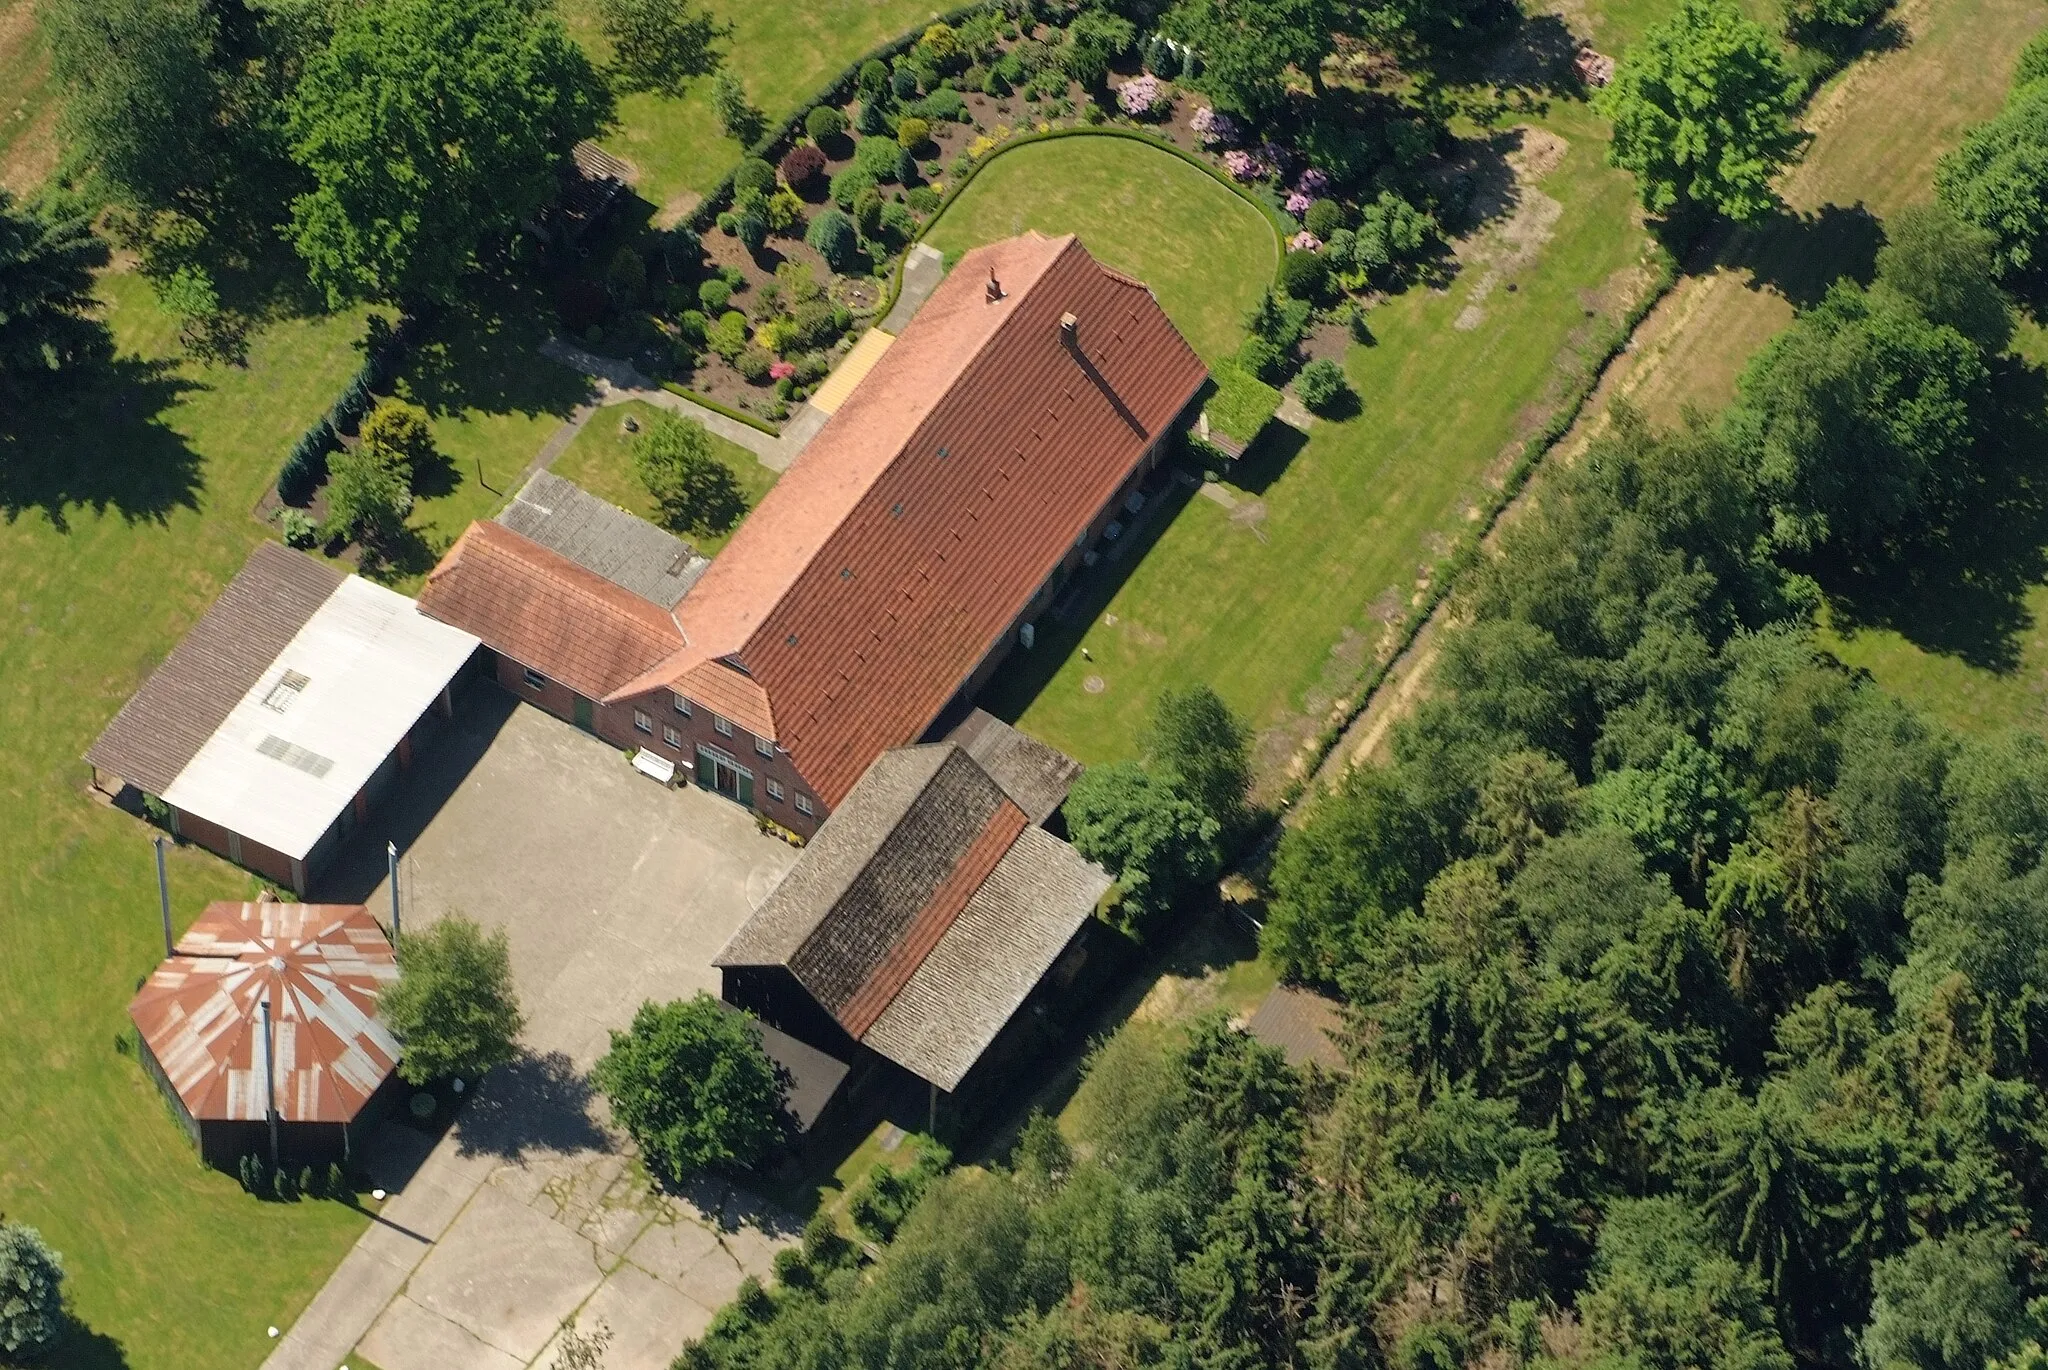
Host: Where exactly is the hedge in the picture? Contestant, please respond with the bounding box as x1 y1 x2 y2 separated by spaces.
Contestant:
656 380 785 435
274 308 426 507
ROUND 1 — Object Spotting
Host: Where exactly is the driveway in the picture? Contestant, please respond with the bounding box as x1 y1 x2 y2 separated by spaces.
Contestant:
268 690 803 1370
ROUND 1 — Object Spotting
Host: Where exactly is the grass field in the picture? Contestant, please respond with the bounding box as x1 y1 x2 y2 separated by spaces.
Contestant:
0 267 380 1368
560 0 940 219
0 0 59 192
923 137 1281 365
974 110 1657 782
550 398 782 555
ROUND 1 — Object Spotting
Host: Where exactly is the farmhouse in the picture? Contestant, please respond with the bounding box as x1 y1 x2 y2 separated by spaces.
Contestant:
128 899 401 1168
86 543 481 895
417 231 1208 837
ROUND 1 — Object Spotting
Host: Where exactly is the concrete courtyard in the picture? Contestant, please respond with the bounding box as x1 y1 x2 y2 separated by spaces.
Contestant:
268 687 805 1370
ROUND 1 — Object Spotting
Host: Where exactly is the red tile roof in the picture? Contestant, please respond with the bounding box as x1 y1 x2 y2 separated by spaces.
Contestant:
128 902 399 1125
419 521 682 700
619 233 1207 806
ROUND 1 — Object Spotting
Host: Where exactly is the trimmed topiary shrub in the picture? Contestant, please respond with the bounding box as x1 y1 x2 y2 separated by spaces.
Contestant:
830 165 878 208
905 184 941 215
804 104 847 142
857 95 893 136
805 208 859 271
854 135 911 184
733 157 777 196
1295 358 1353 414
1277 249 1330 302
890 65 920 100
732 211 768 255
1236 334 1288 384
879 199 918 247
858 58 890 99
780 144 827 193
896 116 931 151
851 186 884 239
677 309 709 346
698 277 733 313
913 87 967 123
1304 198 1346 240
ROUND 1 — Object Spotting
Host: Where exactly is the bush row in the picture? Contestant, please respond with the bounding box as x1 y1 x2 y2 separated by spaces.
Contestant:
685 0 1004 237
277 310 429 506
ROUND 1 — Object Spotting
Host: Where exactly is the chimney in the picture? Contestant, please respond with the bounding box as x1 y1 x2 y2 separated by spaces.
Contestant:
986 268 1004 302
1059 312 1078 348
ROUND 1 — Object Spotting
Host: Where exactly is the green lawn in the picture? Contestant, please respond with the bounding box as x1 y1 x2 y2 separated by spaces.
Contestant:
0 0 58 191
977 107 1655 780
560 0 941 218
923 137 1280 366
550 398 781 555
0 269 378 1369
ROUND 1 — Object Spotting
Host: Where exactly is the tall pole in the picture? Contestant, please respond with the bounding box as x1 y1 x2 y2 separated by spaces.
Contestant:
154 834 174 957
387 840 401 951
262 995 280 1167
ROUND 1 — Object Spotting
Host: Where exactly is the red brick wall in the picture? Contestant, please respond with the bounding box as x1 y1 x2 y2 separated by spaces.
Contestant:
610 684 824 839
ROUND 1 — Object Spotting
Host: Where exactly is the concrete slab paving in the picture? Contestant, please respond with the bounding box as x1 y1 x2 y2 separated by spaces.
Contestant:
407 1184 606 1359
268 698 804 1370
359 1296 523 1370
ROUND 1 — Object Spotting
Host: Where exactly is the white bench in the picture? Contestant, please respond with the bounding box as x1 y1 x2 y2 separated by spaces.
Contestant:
632 749 677 786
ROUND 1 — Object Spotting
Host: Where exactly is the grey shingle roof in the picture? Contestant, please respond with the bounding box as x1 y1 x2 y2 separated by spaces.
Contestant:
863 825 1109 1090
715 741 1111 1090
498 471 708 608
945 708 1084 825
86 542 345 796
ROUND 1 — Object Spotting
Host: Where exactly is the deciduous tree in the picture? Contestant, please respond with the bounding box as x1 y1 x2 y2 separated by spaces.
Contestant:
593 994 788 1180
379 914 523 1083
634 415 746 535
1065 761 1220 936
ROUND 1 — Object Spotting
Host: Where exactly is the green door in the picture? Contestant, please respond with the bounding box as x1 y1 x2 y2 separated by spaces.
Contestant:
737 768 754 806
573 695 595 731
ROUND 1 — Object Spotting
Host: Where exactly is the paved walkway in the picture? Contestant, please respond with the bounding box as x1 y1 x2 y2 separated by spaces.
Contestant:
266 702 801 1370
880 244 946 334
538 339 817 471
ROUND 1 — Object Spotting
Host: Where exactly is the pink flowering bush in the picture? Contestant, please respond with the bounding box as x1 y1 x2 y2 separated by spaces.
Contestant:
1285 191 1313 217
1290 230 1323 251
1118 75 1166 117
1222 149 1269 181
1189 106 1241 146
1296 168 1330 197
769 360 797 380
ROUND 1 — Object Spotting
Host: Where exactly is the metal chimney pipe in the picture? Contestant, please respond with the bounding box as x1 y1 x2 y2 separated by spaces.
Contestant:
153 834 173 958
387 840 401 951
262 994 280 1167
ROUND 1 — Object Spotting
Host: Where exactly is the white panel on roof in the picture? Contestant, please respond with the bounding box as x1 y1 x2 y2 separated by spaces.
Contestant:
162 576 479 860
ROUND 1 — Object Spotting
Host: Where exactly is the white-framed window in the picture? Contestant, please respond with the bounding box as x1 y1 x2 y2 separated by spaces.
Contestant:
794 792 813 816
663 724 681 747
672 691 690 716
523 667 547 690
713 714 733 737
766 777 785 802
633 709 652 734
754 735 773 758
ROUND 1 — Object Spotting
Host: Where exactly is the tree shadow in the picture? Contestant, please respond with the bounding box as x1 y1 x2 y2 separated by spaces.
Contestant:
0 357 206 530
1436 124 1531 237
1819 360 2048 671
1479 11 1587 114
451 1049 613 1162
53 1316 132 1370
399 271 595 429
1716 201 1884 308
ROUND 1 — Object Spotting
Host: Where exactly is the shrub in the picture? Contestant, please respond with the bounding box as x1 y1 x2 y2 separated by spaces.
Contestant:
804 104 847 142
805 208 860 270
1277 248 1330 301
1295 358 1353 414
1063 9 1134 87
635 414 747 532
278 420 335 505
897 116 932 151
321 439 413 545
780 144 827 193
698 277 733 313
879 199 918 247
271 1166 295 1202
708 310 749 360
732 211 768 255
676 309 708 347
1237 333 1287 384
855 135 911 183
358 398 437 483
1117 74 1165 117
735 345 775 382
764 189 806 234
890 65 921 100
0 1223 64 1361
847 1140 951 1242
281 508 318 548
981 65 1012 96
2017 29 2048 89
906 184 941 214
1144 34 1174 74
857 95 893 136
605 246 647 307
1355 191 1440 282
914 87 967 123
852 186 884 239
379 915 523 1083
830 165 878 209
858 58 889 99
326 1161 347 1198
1304 198 1346 239
592 994 789 1182
660 223 702 278
733 157 777 196
329 370 374 436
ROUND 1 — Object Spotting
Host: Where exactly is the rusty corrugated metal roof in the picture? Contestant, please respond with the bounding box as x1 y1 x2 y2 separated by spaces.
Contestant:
128 902 400 1125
